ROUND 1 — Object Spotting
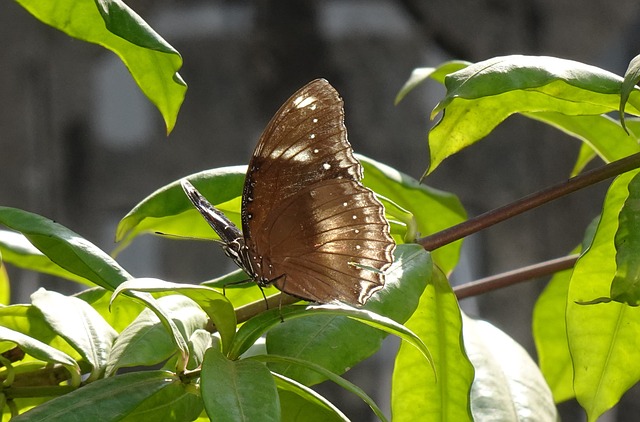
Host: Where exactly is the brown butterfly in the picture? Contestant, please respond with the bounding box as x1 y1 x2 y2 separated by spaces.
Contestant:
182 79 395 306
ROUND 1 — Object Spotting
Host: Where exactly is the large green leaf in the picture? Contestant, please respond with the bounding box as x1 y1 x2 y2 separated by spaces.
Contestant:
258 356 385 422
359 155 466 274
16 0 186 133
427 55 640 172
391 265 473 421
74 287 144 333
201 347 280 422
395 61 472 104
523 113 640 176
0 207 132 290
0 326 80 385
12 370 198 422
0 305 79 363
0 230 95 286
31 289 117 381
567 169 640 421
115 167 246 251
271 372 348 422
265 245 432 385
105 294 207 375
610 172 640 304
110 278 236 354
532 250 577 403
464 317 557 421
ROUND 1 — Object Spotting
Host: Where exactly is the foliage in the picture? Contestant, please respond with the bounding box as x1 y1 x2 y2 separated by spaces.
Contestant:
4 1 640 421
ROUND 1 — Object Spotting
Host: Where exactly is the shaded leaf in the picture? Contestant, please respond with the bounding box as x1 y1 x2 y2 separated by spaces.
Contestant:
258 356 385 422
12 370 193 422
201 347 280 422
272 372 348 422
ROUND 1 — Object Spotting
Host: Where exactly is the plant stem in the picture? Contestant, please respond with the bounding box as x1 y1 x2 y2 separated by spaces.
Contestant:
418 152 640 251
453 254 579 299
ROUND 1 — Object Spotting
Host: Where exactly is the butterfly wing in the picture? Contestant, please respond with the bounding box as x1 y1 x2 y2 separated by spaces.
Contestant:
242 79 395 305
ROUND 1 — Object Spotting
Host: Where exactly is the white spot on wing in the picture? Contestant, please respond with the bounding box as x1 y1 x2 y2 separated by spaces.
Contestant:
323 163 331 170
293 95 317 109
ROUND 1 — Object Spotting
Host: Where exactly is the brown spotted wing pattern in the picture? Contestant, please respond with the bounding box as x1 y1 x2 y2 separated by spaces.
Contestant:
183 79 395 306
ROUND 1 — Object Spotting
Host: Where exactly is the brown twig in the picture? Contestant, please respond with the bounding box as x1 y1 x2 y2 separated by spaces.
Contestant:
453 254 579 299
418 152 640 251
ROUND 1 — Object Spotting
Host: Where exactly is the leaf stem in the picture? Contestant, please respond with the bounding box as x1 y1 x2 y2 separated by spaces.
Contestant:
453 254 579 299
418 152 640 251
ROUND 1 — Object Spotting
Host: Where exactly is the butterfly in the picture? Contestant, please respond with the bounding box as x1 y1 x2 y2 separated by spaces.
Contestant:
182 79 395 306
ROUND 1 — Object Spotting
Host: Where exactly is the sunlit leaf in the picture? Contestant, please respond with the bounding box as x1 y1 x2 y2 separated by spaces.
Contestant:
620 54 640 132
567 169 640 420
16 0 186 133
464 317 557 421
427 55 640 173
31 289 117 381
0 207 132 290
392 265 473 421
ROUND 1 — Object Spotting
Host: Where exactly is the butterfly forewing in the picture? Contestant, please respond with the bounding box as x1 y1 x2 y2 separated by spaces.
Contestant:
241 79 395 306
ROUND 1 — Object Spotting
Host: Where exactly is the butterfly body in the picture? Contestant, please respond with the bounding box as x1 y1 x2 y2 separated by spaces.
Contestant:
183 79 395 306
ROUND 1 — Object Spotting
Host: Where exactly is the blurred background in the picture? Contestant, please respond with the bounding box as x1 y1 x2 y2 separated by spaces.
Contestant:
2 0 640 420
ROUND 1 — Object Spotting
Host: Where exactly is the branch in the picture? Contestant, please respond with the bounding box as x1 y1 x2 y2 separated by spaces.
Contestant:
453 254 579 299
418 152 640 251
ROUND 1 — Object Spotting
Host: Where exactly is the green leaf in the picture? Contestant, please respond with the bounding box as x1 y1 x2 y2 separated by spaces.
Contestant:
258 356 385 422
359 156 466 274
111 278 236 354
464 317 557 421
0 230 95 287
0 305 79 363
201 347 280 422
16 0 186 133
105 294 207 375
620 54 640 133
532 249 578 403
31 289 117 381
0 261 9 306
523 113 640 176
264 245 432 385
74 287 144 333
11 370 196 422
115 167 246 251
272 372 348 422
0 207 132 290
395 61 471 104
0 326 80 385
391 265 473 421
428 55 640 173
610 172 640 305
567 169 640 421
